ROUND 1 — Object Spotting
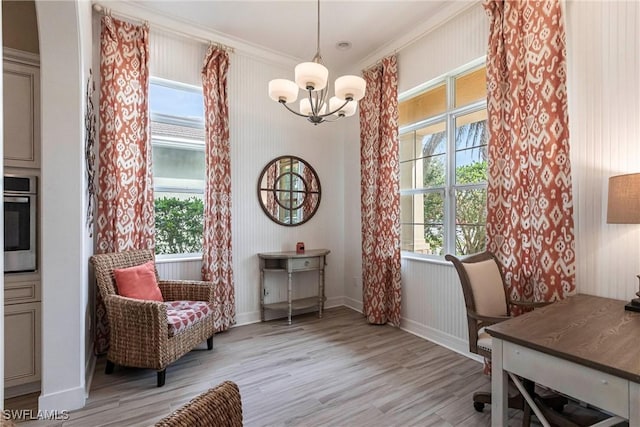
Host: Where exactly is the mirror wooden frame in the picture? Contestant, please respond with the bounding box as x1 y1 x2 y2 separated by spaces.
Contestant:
257 155 321 226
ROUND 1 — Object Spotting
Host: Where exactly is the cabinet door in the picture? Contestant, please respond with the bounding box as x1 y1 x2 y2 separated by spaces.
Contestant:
5 302 41 387
3 60 40 168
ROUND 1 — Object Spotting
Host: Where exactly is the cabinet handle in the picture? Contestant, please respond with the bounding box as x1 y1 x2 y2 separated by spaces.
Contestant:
305 260 309 266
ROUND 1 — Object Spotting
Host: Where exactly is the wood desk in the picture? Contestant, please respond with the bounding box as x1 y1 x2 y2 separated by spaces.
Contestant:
258 249 330 325
487 294 640 427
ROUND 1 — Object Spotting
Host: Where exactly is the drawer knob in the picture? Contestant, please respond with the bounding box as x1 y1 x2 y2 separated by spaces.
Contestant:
515 350 520 355
305 260 309 266
601 379 608 385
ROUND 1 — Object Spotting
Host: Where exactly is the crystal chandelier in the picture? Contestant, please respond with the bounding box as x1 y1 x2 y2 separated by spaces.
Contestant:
268 0 366 125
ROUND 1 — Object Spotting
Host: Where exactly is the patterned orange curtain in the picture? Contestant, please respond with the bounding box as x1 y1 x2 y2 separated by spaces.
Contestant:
359 55 402 326
484 0 575 310
201 46 235 332
95 15 153 353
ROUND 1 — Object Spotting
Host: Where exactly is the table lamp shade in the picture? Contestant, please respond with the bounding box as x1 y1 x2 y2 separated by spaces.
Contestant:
607 173 640 224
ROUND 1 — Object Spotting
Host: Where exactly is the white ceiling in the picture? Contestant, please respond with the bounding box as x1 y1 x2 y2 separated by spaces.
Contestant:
129 1 462 70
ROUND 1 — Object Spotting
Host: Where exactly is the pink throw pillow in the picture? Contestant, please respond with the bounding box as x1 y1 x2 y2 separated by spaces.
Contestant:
113 261 163 302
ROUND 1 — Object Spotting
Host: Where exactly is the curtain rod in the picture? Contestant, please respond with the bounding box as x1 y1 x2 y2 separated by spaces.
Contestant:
92 3 234 53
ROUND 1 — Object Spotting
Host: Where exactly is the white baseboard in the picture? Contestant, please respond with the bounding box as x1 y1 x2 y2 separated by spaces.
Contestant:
38 385 86 412
234 311 261 326
233 296 349 326
325 296 344 309
84 353 97 398
343 297 363 313
400 317 482 364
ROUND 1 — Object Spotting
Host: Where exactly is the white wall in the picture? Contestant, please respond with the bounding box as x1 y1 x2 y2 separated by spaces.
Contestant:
156 50 348 323
344 0 640 357
36 0 89 411
344 3 489 356
29 0 639 411
566 0 640 301
145 22 346 324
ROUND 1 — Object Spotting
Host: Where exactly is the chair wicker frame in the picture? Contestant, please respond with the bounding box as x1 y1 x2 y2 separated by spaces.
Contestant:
90 249 216 387
155 381 243 427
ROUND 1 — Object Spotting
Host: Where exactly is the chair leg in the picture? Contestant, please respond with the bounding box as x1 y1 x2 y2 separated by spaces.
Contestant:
522 379 535 427
207 336 214 350
472 391 491 412
105 360 115 375
157 369 166 387
473 389 526 412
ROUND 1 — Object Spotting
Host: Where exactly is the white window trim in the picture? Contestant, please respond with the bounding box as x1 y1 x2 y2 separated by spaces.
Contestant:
151 76 206 258
399 63 487 260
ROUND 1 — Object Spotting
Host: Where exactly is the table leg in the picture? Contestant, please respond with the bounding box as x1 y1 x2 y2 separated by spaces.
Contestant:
491 338 508 427
260 269 265 322
318 264 325 319
287 271 292 325
631 381 640 426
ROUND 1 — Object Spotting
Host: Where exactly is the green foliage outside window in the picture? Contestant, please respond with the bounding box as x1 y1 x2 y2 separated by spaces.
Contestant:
454 161 487 255
154 196 204 255
421 160 487 256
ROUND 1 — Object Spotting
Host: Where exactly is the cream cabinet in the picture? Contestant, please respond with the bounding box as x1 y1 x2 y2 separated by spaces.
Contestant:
3 53 40 168
4 275 41 394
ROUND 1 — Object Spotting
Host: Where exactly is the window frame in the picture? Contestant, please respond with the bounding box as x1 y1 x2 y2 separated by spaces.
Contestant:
150 77 206 260
399 62 488 260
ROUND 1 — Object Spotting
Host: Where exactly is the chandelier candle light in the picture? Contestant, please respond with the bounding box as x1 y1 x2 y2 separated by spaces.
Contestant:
268 0 366 125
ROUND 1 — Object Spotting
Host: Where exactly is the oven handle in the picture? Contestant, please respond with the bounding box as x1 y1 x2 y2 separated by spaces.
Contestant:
4 196 30 203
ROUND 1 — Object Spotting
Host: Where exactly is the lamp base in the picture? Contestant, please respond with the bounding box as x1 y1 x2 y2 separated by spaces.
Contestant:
624 298 640 312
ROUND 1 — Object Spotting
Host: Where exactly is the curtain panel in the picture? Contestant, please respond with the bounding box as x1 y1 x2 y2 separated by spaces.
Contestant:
95 15 153 354
201 46 236 332
484 0 576 309
359 55 402 326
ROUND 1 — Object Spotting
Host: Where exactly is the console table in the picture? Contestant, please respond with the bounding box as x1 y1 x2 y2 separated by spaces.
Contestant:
487 294 640 426
258 249 330 324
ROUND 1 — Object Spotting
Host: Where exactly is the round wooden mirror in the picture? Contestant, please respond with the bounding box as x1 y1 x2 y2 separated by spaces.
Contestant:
257 156 321 226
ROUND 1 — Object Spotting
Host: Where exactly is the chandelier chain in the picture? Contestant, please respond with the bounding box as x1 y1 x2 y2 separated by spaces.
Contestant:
316 0 320 58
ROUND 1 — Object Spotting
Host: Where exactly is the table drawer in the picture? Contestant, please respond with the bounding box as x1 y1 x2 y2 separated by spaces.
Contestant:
502 341 629 418
290 257 320 271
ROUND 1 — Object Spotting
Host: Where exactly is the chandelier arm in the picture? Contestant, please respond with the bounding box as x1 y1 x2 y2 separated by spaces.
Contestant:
315 98 352 118
279 100 312 118
321 115 344 123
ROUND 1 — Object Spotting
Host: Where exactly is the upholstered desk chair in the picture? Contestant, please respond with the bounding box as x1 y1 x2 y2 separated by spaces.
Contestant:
445 251 563 423
90 249 217 387
155 381 243 427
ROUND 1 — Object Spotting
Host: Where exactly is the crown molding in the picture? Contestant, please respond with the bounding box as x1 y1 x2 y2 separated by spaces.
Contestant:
355 0 480 72
93 1 300 68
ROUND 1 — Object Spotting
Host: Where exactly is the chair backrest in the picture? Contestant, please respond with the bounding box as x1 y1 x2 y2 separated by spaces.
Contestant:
155 380 243 427
445 251 510 355
90 249 158 299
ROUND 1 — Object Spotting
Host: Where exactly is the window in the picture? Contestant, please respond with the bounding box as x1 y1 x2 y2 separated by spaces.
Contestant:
149 78 205 257
399 65 488 257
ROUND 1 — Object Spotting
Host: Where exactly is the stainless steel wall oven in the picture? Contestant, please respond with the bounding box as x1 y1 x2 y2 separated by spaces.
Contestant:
4 175 37 273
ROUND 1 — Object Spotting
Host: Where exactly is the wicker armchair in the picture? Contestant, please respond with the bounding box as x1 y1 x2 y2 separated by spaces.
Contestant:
155 381 243 427
90 249 216 387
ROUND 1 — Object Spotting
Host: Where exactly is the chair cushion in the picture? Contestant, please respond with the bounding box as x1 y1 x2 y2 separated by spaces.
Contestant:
477 330 492 353
114 261 163 302
463 259 508 317
165 300 214 336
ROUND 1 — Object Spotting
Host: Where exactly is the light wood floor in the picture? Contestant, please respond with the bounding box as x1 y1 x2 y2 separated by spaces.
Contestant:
10 306 537 426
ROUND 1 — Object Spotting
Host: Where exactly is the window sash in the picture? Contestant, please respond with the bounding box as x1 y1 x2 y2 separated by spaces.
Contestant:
399 65 487 258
